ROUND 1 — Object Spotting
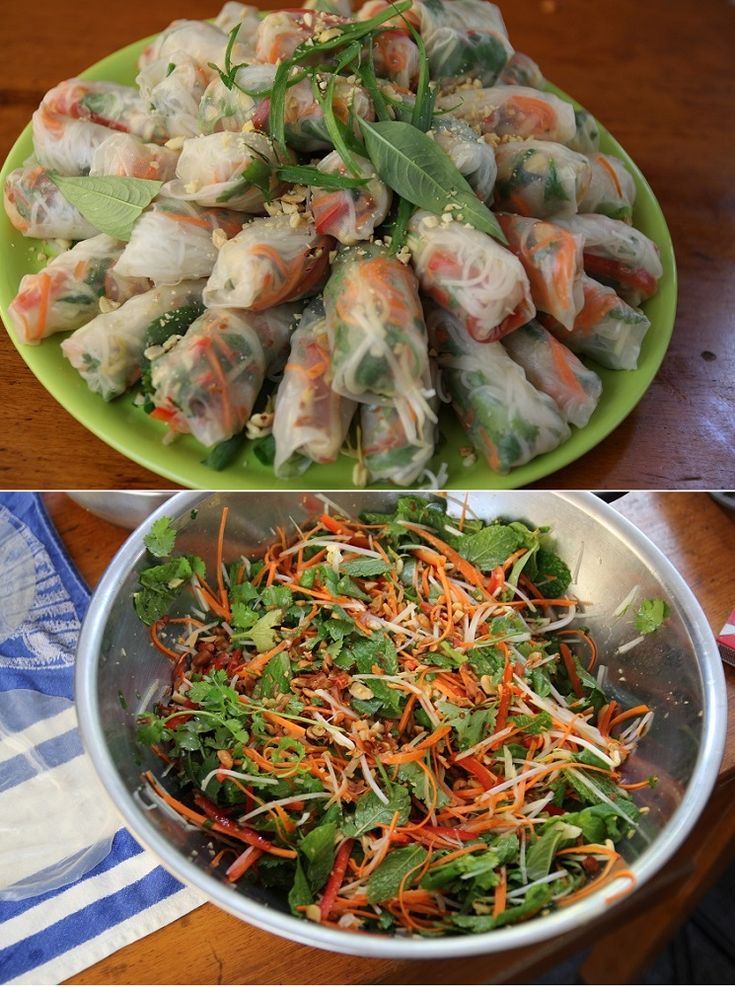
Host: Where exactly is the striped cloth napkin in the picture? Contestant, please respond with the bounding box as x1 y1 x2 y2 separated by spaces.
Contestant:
0 494 206 985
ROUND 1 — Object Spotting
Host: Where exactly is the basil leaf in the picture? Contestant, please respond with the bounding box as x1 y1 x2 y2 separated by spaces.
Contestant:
367 845 427 904
277 164 368 191
48 175 161 240
359 120 505 242
288 859 313 916
458 524 523 571
299 822 337 892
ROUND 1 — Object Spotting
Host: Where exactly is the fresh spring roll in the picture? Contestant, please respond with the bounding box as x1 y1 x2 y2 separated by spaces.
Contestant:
497 213 584 331
31 106 115 176
136 53 209 139
430 115 496 204
542 275 651 371
3 165 100 240
373 29 420 90
361 372 438 487
204 214 334 310
89 133 179 181
9 235 127 343
428 307 570 473
309 151 391 244
323 242 436 442
304 0 353 15
114 199 244 285
578 153 637 224
213 2 262 55
494 139 592 220
414 0 514 87
439 86 576 145
255 9 348 63
278 75 374 153
39 79 167 144
198 64 276 135
150 305 298 447
60 280 206 400
407 210 535 343
138 18 249 74
501 320 602 429
567 108 601 155
551 214 663 306
162 131 284 211
498 51 545 89
272 297 356 477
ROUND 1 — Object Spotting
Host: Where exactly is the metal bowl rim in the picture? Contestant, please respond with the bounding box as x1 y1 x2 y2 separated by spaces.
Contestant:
75 490 727 959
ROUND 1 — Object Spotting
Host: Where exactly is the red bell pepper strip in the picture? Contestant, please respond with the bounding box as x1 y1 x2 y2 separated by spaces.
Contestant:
193 794 296 859
319 838 354 921
456 755 496 791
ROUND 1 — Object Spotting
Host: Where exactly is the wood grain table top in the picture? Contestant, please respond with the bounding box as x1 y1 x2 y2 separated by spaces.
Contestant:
36 489 733 984
2 0 734 490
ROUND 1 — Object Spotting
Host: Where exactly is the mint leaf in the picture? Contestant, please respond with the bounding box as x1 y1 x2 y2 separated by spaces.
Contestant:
458 524 523 571
525 820 581 881
288 859 313 916
299 822 337 892
533 549 572 598
143 516 176 559
634 598 669 635
341 558 391 578
343 786 410 837
48 175 162 240
367 845 427 904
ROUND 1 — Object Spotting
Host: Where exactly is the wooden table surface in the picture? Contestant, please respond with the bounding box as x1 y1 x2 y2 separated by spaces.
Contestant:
1 0 733 490
38 490 734 985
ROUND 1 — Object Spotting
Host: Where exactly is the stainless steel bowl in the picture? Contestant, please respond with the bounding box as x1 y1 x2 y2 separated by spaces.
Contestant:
67 491 173 530
75 491 727 959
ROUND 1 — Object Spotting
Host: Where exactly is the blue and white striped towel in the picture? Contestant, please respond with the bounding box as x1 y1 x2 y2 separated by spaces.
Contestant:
0 494 206 985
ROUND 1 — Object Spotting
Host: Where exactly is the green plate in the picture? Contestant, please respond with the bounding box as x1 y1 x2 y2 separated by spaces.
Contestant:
0 36 677 490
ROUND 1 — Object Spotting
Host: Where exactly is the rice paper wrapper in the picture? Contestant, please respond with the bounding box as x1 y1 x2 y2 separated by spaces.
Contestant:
9 234 125 343
408 210 534 342
429 308 570 474
60 279 206 400
324 242 435 444
494 140 592 220
3 165 100 240
272 297 356 477
150 304 299 447
543 275 651 371
502 320 602 429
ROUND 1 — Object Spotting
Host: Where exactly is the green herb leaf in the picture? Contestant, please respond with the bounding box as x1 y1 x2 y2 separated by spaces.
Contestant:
438 701 497 751
533 549 572 598
143 517 176 559
299 821 337 892
201 428 247 471
48 175 162 240
343 785 410 837
250 609 283 652
367 845 427 904
134 556 202 624
259 649 291 698
341 558 391 578
525 820 581 881
242 158 274 201
634 598 669 635
458 524 523 571
359 120 505 242
288 859 313 916
277 164 368 191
